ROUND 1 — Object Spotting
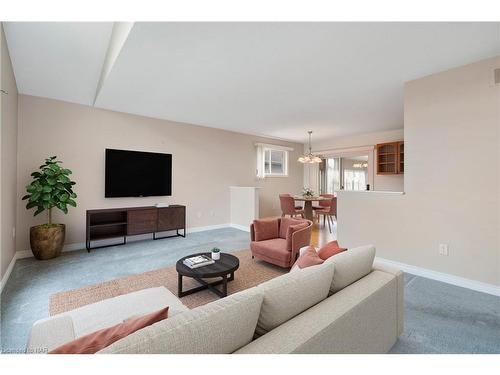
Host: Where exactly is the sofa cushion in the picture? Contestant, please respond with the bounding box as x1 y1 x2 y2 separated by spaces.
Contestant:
49 307 169 354
317 240 347 260
253 218 280 241
250 238 290 263
99 290 264 354
295 246 324 269
324 244 376 293
255 261 335 337
279 217 304 239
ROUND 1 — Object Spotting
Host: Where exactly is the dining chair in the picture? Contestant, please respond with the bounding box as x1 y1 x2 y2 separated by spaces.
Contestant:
312 193 334 219
279 195 305 218
315 197 337 233
279 193 303 210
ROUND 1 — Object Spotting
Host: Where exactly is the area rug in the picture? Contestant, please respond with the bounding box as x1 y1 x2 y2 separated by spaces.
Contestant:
49 249 286 315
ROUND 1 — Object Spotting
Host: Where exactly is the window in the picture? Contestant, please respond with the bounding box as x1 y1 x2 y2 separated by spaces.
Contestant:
264 149 287 176
255 143 292 178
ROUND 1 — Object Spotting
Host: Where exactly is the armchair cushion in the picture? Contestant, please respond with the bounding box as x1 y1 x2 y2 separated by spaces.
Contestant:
250 238 290 264
279 217 304 239
253 218 279 241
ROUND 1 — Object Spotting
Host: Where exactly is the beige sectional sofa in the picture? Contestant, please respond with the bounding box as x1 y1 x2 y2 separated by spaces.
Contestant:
27 245 404 354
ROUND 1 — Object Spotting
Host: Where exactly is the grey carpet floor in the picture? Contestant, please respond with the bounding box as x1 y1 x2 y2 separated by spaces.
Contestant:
1 228 499 353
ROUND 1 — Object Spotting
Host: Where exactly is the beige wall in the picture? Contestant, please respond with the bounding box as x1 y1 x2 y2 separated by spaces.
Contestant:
16 95 304 252
310 129 405 192
1 24 19 279
338 56 500 286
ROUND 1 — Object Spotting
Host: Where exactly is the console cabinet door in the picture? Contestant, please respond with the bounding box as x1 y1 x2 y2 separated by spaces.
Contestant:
157 206 185 231
127 209 158 235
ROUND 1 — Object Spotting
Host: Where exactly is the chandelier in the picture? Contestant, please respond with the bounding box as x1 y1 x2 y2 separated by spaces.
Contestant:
298 131 322 163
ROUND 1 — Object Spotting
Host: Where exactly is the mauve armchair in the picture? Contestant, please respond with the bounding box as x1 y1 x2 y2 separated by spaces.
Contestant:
250 217 313 268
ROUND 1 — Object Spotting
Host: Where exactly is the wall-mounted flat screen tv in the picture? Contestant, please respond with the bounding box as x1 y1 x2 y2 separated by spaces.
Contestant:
105 149 172 198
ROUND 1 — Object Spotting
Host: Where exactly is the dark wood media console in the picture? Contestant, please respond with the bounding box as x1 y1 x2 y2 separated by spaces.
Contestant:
86 205 186 251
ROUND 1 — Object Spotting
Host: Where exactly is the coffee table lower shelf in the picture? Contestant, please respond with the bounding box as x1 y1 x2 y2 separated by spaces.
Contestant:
177 272 235 298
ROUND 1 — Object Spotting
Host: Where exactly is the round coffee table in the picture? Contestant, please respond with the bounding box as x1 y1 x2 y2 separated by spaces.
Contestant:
176 253 239 298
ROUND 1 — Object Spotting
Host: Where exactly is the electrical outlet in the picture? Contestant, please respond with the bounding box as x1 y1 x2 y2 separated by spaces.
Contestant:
439 244 449 256
209 211 215 217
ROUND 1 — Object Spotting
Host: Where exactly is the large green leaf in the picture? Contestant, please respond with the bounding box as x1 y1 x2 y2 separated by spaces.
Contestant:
67 199 77 207
26 201 38 209
34 206 45 216
58 175 70 183
29 192 41 202
59 193 69 202
47 177 57 185
42 185 52 193
22 194 30 200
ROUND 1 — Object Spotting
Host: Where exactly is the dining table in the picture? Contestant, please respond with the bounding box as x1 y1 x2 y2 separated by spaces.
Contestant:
293 196 331 221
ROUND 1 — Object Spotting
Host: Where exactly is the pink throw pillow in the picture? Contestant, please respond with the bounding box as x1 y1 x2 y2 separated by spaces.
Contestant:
295 246 324 269
279 217 304 239
49 307 169 354
317 240 347 260
253 218 280 241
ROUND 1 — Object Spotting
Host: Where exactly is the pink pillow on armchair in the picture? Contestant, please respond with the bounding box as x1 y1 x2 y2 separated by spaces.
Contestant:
295 246 324 269
253 218 280 241
279 217 304 239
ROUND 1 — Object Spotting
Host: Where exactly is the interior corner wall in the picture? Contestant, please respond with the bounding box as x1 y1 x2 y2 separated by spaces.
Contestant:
337 55 500 286
1 24 19 279
15 95 304 253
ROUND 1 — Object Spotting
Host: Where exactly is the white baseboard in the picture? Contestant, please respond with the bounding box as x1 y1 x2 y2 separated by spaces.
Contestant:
187 223 231 233
229 223 250 232
16 223 244 259
375 256 500 297
0 254 17 294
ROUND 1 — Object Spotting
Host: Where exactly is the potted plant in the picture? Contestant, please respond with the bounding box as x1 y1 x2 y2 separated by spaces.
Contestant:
211 247 221 260
22 156 77 260
302 187 315 198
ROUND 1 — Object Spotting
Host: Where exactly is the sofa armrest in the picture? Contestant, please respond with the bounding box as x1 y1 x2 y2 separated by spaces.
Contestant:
27 315 75 353
372 261 404 336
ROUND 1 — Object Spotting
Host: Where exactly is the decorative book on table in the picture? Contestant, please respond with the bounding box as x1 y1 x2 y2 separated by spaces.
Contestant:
183 255 215 269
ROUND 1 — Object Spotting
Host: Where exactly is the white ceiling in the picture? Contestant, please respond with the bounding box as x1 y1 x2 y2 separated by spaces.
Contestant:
4 22 114 106
4 22 500 142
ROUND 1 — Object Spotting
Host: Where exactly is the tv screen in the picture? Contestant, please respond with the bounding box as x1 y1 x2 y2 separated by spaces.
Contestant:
105 149 172 198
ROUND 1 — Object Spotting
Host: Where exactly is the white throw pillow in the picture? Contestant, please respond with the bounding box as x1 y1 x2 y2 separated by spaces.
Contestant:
324 244 376 293
255 261 335 336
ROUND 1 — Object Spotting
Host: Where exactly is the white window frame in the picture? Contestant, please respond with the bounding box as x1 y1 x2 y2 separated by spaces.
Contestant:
255 143 293 179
